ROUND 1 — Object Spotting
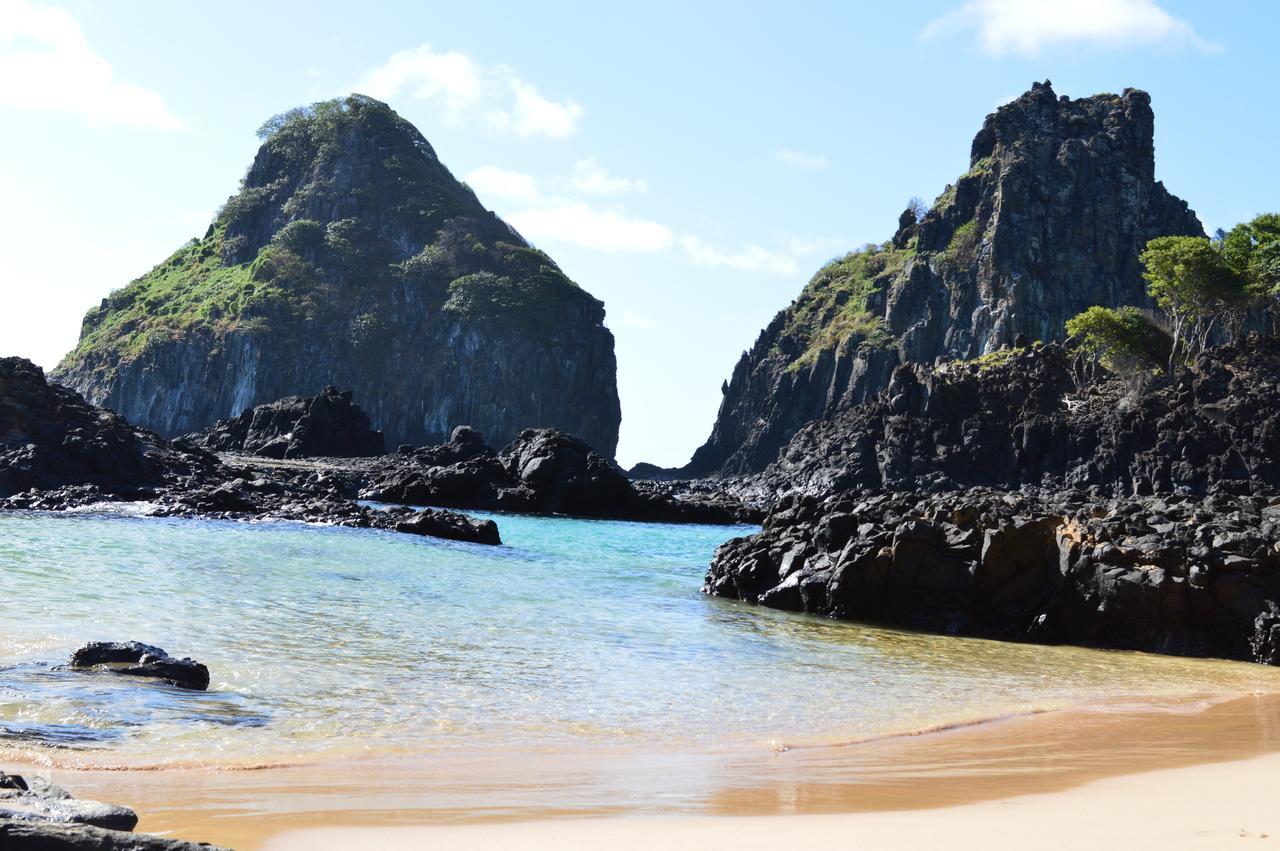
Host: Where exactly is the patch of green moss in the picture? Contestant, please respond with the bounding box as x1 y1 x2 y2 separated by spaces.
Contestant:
778 245 909 372
64 223 289 367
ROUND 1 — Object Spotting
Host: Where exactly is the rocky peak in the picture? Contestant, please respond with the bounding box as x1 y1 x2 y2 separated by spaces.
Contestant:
53 96 621 457
687 82 1201 475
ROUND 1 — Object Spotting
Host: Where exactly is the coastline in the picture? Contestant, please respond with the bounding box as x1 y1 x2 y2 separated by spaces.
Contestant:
264 750 1280 850
32 689 1280 850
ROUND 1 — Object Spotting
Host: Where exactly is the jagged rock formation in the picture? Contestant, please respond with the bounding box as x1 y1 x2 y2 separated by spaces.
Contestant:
704 488 1280 666
1 356 499 544
743 335 1280 501
53 95 620 455
365 426 758 524
688 81 1202 475
0 356 216 499
182 386 384 459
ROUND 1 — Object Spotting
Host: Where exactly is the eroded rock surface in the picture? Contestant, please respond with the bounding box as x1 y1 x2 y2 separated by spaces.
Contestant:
67 642 210 691
688 81 1202 476
181 387 384 459
366 427 759 524
706 489 1280 664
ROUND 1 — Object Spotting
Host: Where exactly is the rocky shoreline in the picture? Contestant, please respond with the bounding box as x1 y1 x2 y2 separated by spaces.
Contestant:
699 337 1280 667
1 357 755 540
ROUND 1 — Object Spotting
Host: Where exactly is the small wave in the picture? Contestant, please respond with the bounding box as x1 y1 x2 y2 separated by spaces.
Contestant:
770 689 1277 754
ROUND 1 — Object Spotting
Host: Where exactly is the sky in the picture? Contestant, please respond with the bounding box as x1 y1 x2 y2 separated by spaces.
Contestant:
1 0 1276 467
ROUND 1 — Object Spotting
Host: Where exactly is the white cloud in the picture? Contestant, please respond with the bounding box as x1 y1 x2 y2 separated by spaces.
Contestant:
464 166 542 205
777 149 829 169
354 44 582 138
922 0 1221 57
620 310 657 330
780 234 846 256
0 0 185 130
509 203 673 253
680 237 799 277
570 157 649 195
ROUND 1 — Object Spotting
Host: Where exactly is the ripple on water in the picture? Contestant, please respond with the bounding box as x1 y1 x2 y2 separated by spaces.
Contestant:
1 508 1280 770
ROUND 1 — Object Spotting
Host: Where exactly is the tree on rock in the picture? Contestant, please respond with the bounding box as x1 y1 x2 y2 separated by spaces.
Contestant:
1065 306 1170 375
1140 236 1248 368
1220 213 1280 329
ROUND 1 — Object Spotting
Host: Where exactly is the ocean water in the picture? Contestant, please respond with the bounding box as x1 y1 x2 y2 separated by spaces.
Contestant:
2 508 1280 772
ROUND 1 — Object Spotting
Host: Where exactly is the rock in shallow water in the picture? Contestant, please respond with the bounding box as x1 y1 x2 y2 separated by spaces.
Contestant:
67 642 210 691
705 489 1280 665
395 508 501 546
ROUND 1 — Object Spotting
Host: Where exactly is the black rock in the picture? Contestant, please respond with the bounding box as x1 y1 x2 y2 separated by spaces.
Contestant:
67 642 211 691
182 386 384 459
705 487 1280 665
0 817 229 850
395 508 501 545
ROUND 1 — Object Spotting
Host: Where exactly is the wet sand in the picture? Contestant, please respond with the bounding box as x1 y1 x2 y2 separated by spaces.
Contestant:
38 690 1280 850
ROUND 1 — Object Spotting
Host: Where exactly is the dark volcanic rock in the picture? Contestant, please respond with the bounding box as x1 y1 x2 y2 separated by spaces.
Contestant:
705 488 1280 664
0 357 216 500
395 508 501 545
0 819 228 850
182 386 384 459
688 81 1202 476
1 358 500 546
365 427 757 524
53 95 621 456
67 642 210 691
0 776 137 832
743 335 1280 501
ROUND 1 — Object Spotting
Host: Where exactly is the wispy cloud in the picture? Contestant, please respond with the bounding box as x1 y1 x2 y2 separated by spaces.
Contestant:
922 0 1221 57
464 165 543 204
780 234 846 257
508 203 673 253
777 149 828 169
680 237 799 277
354 44 582 138
570 157 649 195
620 310 658 330
0 0 186 130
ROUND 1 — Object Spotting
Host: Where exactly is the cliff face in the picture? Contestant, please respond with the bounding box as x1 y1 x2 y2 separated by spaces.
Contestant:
688 81 1202 475
53 95 621 455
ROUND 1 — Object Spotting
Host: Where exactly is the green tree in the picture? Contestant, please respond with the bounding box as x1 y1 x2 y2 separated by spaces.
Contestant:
1066 306 1170 374
1220 214 1280 332
1140 236 1248 368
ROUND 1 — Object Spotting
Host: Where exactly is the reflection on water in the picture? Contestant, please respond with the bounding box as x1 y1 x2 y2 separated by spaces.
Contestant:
1 509 1279 773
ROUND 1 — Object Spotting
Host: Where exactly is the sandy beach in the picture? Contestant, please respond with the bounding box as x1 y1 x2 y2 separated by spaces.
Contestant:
33 690 1280 850
265 751 1280 850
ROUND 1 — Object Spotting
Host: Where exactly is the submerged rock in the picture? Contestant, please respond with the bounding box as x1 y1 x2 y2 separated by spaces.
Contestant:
181 386 384 459
0 818 228 850
67 642 210 691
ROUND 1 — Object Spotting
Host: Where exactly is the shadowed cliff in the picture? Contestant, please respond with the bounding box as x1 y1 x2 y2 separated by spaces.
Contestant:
53 95 621 456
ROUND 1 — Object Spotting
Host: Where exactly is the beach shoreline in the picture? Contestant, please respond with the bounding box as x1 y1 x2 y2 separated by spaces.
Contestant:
262 750 1280 850
23 689 1280 850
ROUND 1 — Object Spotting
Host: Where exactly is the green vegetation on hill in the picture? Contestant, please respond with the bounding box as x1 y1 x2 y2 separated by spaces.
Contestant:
1068 212 1280 373
62 95 597 371
782 244 906 372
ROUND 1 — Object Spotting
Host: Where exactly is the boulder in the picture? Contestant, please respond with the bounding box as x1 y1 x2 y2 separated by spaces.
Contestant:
395 508 501 546
67 642 210 691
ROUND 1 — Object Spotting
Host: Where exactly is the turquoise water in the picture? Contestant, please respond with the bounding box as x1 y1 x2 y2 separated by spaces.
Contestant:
3 508 1280 770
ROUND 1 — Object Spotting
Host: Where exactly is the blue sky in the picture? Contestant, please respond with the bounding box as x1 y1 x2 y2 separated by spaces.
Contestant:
1 0 1275 466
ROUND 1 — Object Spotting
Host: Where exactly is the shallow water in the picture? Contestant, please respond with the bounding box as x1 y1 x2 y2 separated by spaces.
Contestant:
3 508 1280 772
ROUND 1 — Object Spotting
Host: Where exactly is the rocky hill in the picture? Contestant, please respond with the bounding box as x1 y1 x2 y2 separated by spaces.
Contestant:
742 334 1280 502
53 95 621 455
686 81 1202 475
